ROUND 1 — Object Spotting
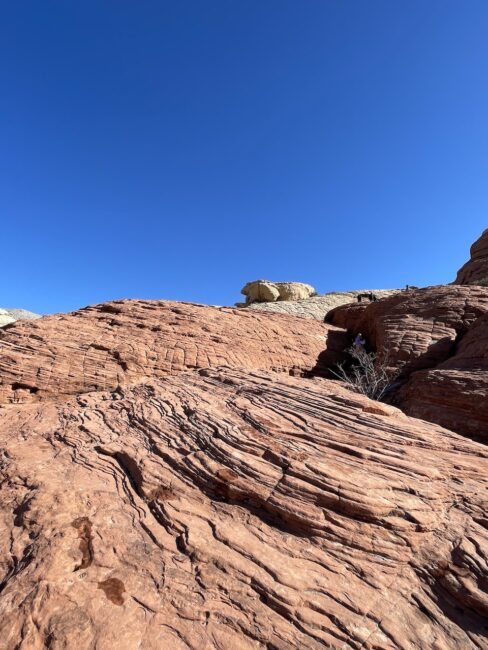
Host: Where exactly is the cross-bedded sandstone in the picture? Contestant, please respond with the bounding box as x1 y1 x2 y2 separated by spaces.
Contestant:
326 285 488 439
0 368 487 649
455 229 488 285
399 311 488 440
0 299 345 403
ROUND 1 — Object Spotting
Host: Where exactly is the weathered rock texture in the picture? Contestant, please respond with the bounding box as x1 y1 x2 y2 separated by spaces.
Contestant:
0 299 345 404
0 307 40 328
327 285 488 439
1 367 488 649
241 281 316 305
1 295 488 648
327 285 488 371
455 229 488 285
399 311 488 441
248 289 399 321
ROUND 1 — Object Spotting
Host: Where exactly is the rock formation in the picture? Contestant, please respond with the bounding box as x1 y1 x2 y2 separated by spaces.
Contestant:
1 240 488 647
1 364 487 649
327 285 488 439
398 311 488 441
241 280 316 305
0 307 40 328
247 289 399 321
455 229 488 285
0 299 346 403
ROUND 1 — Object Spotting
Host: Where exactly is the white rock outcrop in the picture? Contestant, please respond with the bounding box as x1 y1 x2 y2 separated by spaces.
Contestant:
246 289 400 320
0 308 40 328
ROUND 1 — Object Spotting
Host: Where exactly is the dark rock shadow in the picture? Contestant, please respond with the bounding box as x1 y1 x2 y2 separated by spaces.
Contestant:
309 329 351 378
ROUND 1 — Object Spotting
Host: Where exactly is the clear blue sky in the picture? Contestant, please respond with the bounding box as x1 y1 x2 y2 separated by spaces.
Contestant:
1 1 487 314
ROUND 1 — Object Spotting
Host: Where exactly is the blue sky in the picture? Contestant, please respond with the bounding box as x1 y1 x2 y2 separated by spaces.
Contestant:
1 1 487 314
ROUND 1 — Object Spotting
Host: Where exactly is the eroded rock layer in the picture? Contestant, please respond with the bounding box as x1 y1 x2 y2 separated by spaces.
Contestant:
455 229 488 285
0 368 487 649
246 289 399 321
399 312 488 440
0 299 344 403
327 285 488 373
327 285 488 439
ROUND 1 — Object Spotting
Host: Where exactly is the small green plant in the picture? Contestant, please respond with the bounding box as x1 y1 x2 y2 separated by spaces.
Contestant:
475 277 488 287
331 345 400 401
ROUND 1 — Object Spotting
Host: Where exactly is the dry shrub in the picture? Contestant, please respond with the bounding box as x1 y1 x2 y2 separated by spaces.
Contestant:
332 346 399 401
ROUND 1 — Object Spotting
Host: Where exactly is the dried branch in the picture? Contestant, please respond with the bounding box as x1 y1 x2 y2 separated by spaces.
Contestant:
331 346 399 401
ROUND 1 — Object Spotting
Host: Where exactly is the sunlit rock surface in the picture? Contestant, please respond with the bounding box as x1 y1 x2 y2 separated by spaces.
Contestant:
0 368 487 649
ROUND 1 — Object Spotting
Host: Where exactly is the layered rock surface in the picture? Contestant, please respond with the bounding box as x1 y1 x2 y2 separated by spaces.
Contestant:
399 312 488 441
1 296 487 648
247 289 398 321
327 285 488 439
327 285 488 371
1 367 487 649
455 229 488 285
0 299 345 404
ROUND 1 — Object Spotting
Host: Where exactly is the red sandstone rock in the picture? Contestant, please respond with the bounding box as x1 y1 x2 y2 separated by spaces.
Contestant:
399 312 488 441
327 285 488 439
327 285 488 374
0 299 345 403
0 296 487 647
455 229 488 285
0 367 487 649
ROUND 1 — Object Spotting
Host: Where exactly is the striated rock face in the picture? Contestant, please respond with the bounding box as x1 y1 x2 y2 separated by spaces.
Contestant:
248 289 399 321
327 285 488 373
399 312 488 441
455 229 488 285
0 299 345 404
327 285 488 439
1 367 487 649
241 280 316 305
1 294 487 648
0 307 40 328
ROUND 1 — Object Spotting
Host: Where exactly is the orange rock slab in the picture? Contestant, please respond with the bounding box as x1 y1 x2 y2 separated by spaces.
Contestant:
0 368 487 649
400 312 488 440
0 299 344 403
455 228 488 285
327 285 488 439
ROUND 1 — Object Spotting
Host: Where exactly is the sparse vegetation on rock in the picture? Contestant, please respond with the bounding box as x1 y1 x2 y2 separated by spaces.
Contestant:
331 345 400 400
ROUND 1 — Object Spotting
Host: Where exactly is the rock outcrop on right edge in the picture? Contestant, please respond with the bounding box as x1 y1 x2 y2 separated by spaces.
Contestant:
455 229 488 285
326 285 488 439
327 285 488 373
399 312 488 441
